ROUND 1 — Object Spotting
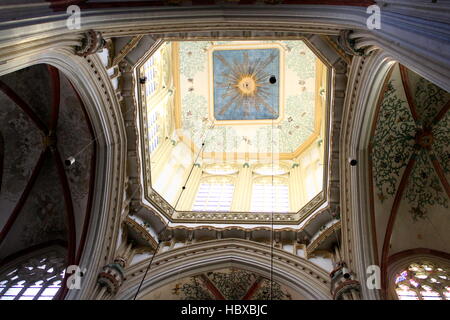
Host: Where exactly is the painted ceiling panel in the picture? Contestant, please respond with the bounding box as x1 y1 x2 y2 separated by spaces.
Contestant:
0 64 52 128
56 73 94 247
178 40 318 155
212 48 280 121
370 63 450 260
371 65 416 202
405 67 450 126
405 148 448 220
140 40 327 221
390 204 450 256
432 110 450 183
0 72 44 231
0 64 94 263
0 154 66 260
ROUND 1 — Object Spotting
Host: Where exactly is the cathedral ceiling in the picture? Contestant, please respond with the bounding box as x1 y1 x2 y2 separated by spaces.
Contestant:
0 64 95 263
129 32 350 232
370 63 450 261
176 40 323 158
135 37 333 227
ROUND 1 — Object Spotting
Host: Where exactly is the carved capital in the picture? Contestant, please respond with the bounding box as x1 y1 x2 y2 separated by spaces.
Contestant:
338 30 367 57
76 30 106 57
97 263 125 295
330 263 361 300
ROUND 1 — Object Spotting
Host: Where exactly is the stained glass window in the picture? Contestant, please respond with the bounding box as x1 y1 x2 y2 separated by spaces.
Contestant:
394 261 449 300
0 250 66 300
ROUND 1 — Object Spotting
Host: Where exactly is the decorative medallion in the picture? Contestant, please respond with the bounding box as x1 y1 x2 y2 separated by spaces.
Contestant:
212 48 280 121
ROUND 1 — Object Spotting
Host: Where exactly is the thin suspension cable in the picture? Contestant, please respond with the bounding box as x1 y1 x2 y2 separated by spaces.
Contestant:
133 217 171 300
191 122 217 227
133 240 161 300
174 121 215 210
270 116 274 301
133 122 215 299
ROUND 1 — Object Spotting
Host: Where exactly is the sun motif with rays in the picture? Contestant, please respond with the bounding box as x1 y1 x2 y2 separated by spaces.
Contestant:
235 73 259 96
212 48 280 121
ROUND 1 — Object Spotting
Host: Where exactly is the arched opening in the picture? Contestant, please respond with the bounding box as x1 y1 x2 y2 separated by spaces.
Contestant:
0 63 97 300
387 251 450 300
0 243 66 300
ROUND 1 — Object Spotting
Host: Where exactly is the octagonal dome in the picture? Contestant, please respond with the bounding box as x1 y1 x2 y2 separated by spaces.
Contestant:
137 38 330 226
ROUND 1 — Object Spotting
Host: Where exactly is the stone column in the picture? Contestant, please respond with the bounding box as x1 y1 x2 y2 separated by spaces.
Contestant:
330 262 362 300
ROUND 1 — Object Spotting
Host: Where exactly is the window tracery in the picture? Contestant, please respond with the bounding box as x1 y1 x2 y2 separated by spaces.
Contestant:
394 261 450 300
142 52 161 98
0 250 66 300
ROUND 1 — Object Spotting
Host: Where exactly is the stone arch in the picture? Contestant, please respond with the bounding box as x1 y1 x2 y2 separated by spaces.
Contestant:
0 46 127 300
117 239 331 300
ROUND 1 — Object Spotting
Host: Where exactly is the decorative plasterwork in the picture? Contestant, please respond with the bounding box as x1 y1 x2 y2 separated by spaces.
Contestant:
124 217 158 252
306 220 341 256
75 30 106 57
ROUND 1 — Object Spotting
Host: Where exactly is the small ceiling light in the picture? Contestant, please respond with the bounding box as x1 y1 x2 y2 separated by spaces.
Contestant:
349 159 358 166
342 266 351 279
269 75 277 84
65 156 76 167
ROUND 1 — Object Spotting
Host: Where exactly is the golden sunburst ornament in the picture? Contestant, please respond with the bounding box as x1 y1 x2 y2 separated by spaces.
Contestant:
235 74 260 97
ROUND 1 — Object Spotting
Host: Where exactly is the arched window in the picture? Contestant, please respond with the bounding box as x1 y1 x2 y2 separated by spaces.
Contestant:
394 261 450 300
148 109 160 154
0 247 66 300
142 51 161 98
192 176 235 212
251 176 289 213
